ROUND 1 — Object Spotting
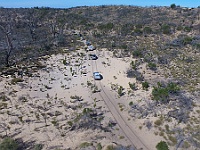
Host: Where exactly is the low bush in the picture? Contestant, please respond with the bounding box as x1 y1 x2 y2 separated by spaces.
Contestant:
79 142 92 148
152 82 179 102
147 62 157 70
0 137 18 150
142 81 149 90
11 78 24 84
118 86 124 97
161 24 171 34
34 144 43 150
156 141 169 150
129 82 136 90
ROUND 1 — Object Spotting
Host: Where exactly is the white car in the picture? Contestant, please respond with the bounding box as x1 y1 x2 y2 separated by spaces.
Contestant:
93 72 103 80
87 45 95 51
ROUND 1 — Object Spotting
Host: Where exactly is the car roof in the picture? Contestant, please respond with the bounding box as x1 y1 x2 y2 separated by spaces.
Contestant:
93 72 100 74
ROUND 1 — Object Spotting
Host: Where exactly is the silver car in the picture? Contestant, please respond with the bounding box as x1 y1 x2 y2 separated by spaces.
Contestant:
93 72 103 80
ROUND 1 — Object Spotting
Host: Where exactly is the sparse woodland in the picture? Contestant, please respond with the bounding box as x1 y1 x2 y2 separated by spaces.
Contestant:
0 5 200 150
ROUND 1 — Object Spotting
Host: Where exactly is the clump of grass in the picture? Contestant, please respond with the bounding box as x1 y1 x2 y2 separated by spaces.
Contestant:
67 121 73 127
154 119 163 126
79 142 92 148
70 95 82 100
142 81 149 90
0 95 10 101
118 86 124 97
0 102 8 110
97 143 102 150
168 135 177 146
129 82 136 90
129 101 133 106
105 145 115 150
63 59 67 65
55 111 62 116
35 113 40 120
51 118 59 126
182 141 191 149
11 78 24 84
165 124 170 132
18 116 23 123
34 144 43 150
118 103 124 111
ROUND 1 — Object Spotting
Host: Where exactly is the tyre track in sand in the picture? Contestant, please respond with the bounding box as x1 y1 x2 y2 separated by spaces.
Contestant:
89 49 150 150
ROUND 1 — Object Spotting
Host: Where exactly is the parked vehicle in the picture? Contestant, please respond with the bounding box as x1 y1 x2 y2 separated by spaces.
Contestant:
87 45 95 51
93 72 103 80
89 54 98 60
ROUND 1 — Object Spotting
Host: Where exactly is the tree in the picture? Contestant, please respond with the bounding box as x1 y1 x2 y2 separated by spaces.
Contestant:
0 25 14 66
0 9 16 67
0 137 18 150
156 141 169 150
26 9 39 41
170 4 176 9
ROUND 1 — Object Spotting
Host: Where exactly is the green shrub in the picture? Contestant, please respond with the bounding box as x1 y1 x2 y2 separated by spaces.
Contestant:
134 28 143 34
67 121 73 127
129 101 134 106
63 59 67 65
98 23 114 31
152 86 169 101
167 82 179 93
148 62 157 70
118 86 124 97
120 44 127 49
129 82 136 90
161 24 171 34
0 102 8 110
97 143 102 150
0 137 18 150
82 108 92 114
130 61 137 70
34 144 43 150
152 82 179 102
132 50 143 58
168 135 177 145
11 78 24 84
183 36 193 45
177 25 183 31
142 81 149 90
79 142 92 148
106 145 115 150
184 26 192 32
156 141 169 150
143 26 152 34
154 119 163 126
135 24 143 29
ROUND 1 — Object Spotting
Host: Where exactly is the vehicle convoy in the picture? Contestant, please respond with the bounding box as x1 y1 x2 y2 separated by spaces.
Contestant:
93 72 103 80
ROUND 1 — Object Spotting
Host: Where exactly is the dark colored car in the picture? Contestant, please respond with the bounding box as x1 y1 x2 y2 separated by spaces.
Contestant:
89 54 98 60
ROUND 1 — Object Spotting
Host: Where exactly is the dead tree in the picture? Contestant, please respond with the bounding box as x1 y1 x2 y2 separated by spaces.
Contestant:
0 24 14 67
